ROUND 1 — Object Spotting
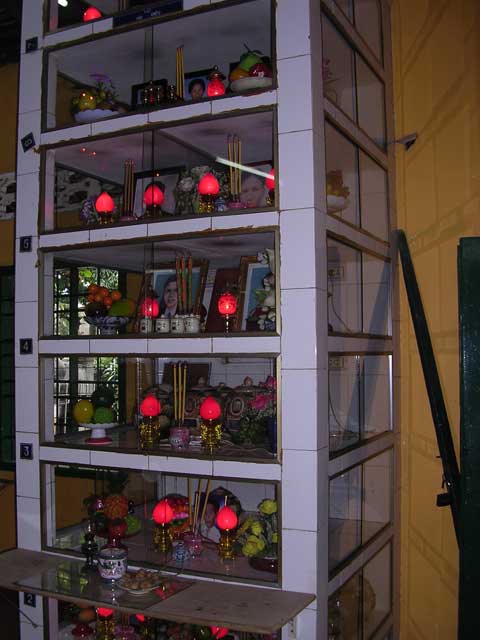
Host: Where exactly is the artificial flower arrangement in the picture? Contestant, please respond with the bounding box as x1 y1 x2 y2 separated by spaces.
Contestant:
246 248 276 331
236 498 278 570
70 74 122 123
230 375 276 447
173 165 230 215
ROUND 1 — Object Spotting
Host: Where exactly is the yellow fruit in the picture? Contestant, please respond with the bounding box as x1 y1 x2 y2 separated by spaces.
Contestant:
229 67 250 82
73 399 94 424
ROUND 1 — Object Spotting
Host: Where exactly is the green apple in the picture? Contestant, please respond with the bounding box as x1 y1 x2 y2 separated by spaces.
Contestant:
239 47 263 72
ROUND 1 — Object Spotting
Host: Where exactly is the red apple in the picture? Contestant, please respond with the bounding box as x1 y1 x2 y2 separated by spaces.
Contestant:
249 63 272 79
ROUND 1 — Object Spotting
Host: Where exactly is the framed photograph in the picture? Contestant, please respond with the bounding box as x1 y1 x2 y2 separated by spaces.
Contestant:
184 68 211 101
238 256 275 331
146 260 209 318
131 79 168 109
133 166 184 216
239 161 273 209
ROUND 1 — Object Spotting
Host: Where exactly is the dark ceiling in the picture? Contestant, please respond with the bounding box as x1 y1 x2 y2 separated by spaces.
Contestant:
0 0 22 65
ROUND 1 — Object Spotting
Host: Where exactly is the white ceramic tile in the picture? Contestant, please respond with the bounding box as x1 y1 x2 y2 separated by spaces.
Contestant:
15 302 38 368
43 24 93 47
16 435 40 499
16 173 40 238
38 339 88 354
212 460 281 481
20 622 44 640
91 112 148 136
21 0 44 43
15 368 39 432
283 607 318 640
148 456 213 476
212 336 280 354
88 338 147 354
89 223 148 243
147 217 212 237
93 17 113 33
276 0 311 60
277 56 312 134
281 289 317 369
90 450 149 470
278 130 315 210
281 529 317 592
39 446 91 465
281 369 318 451
317 368 329 450
316 447 329 534
19 596 44 627
17 111 41 177
212 210 279 231
40 124 92 146
18 51 43 114
17 496 41 551
280 209 317 289
282 449 318 530
15 238 39 302
39 230 90 248
211 90 277 115
184 0 210 7
148 101 211 124
148 337 212 354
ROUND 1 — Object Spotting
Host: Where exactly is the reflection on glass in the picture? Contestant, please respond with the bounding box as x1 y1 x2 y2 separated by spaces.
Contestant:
327 240 362 334
329 354 392 453
322 15 356 119
325 123 359 227
355 0 383 61
328 573 361 639
356 56 386 146
329 450 392 572
362 254 391 335
359 150 389 240
329 466 362 570
45 465 279 584
363 544 392 637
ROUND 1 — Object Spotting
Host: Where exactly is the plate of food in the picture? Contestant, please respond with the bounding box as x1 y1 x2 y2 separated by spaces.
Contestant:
118 569 162 595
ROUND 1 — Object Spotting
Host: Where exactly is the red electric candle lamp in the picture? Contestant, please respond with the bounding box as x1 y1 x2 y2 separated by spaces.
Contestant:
139 395 162 450
211 627 229 639
199 396 222 455
139 297 159 336
96 608 114 640
152 499 174 553
217 291 237 333
95 191 115 225
216 505 238 560
96 608 114 619
207 67 226 98
266 168 275 206
198 173 220 214
143 183 164 219
83 6 102 22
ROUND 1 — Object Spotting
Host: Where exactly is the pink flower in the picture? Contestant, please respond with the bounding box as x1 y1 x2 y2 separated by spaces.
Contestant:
250 395 270 411
264 376 276 390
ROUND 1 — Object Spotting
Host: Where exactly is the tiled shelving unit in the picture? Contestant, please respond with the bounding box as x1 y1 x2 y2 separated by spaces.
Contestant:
14 0 396 638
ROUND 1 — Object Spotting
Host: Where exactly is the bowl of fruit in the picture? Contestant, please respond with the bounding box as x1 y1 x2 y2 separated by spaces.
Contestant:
229 46 273 93
326 169 350 214
73 386 118 444
84 284 136 335
71 74 124 124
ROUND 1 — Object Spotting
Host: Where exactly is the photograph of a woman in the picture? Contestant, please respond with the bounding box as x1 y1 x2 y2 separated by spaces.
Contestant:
152 260 209 317
158 274 178 318
240 173 268 208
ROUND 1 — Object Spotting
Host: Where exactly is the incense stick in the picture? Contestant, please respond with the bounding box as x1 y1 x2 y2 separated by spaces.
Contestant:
173 361 178 422
178 360 182 426
188 478 192 527
175 256 183 314
183 361 187 424
181 257 187 312
199 479 212 526
188 256 193 313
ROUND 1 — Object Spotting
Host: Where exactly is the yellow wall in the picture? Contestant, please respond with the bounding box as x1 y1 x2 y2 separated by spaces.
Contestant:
392 1 480 638
0 64 18 268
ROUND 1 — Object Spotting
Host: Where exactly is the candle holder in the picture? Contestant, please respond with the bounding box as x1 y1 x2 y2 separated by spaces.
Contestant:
207 66 226 97
152 500 174 553
216 506 238 560
95 192 115 225
198 173 220 214
96 609 115 640
135 615 155 639
199 397 223 455
81 519 98 571
139 416 159 450
143 183 164 219
217 291 237 334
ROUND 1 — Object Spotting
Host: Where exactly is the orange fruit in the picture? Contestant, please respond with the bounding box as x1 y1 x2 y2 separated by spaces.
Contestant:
87 294 95 302
87 283 99 294
94 293 103 303
111 290 122 302
229 66 250 82
98 286 109 298
104 296 113 307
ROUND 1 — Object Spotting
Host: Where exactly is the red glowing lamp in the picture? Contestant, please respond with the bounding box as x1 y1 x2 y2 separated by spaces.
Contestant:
143 184 164 207
152 499 174 525
207 78 226 97
136 614 146 623
141 297 159 318
95 192 114 214
198 173 220 196
216 505 238 531
217 291 237 316
211 628 229 639
266 168 275 191
140 395 161 418
96 608 114 619
199 396 222 421
83 7 102 21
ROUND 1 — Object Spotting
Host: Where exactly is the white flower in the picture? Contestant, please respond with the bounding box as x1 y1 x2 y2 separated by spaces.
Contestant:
178 177 194 192
191 165 210 178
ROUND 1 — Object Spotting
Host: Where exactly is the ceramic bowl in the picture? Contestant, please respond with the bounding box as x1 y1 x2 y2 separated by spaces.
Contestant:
97 546 127 581
84 315 130 336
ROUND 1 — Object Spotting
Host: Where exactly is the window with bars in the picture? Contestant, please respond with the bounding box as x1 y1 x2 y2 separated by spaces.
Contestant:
0 268 14 467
